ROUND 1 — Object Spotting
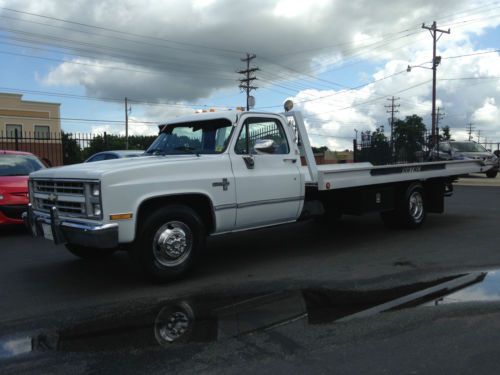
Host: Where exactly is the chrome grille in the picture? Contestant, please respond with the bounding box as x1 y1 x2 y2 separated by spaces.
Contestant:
36 198 86 215
34 180 85 195
31 179 87 217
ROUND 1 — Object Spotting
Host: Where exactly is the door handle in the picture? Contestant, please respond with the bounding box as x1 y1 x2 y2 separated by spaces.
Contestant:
283 158 297 163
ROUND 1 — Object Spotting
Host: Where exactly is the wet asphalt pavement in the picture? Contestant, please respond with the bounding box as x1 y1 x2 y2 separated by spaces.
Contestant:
1 185 500 373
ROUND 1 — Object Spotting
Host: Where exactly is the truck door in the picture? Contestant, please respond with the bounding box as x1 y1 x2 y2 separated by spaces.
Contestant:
230 115 303 229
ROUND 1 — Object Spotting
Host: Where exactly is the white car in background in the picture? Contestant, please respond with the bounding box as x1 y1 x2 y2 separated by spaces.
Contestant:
431 141 499 178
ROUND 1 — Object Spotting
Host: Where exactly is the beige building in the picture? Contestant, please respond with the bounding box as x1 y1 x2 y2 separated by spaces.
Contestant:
0 93 61 139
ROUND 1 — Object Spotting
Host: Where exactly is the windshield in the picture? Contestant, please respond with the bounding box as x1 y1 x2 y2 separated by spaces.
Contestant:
145 119 233 155
451 142 488 152
0 154 45 176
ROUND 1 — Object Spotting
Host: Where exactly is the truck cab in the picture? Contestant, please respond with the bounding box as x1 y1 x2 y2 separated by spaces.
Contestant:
26 111 305 280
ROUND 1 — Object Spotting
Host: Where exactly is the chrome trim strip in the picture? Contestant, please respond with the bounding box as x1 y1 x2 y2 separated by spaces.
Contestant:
30 178 100 182
214 196 304 211
214 203 237 211
211 218 297 236
236 196 304 209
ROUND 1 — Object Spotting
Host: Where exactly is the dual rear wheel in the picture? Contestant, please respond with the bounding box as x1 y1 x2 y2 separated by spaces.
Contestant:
380 183 426 229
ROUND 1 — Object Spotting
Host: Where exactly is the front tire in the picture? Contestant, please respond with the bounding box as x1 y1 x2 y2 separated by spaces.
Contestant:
65 244 117 259
130 205 205 282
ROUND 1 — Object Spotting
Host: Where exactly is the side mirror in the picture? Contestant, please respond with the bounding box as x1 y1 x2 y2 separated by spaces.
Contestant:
253 139 275 154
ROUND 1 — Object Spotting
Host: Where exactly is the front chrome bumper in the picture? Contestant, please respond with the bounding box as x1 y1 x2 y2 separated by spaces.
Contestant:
23 204 118 249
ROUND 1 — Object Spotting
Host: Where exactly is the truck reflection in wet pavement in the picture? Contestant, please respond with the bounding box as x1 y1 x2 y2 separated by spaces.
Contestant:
3 270 500 360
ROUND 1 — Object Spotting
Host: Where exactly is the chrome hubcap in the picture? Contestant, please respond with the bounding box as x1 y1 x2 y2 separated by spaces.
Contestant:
153 221 192 267
157 311 190 342
409 191 424 222
154 303 194 345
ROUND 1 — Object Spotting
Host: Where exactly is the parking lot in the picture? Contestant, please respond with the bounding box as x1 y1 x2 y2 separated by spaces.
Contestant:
1 182 500 324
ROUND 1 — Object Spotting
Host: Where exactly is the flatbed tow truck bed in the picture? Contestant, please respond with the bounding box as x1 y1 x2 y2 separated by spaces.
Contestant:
302 160 483 190
286 110 483 190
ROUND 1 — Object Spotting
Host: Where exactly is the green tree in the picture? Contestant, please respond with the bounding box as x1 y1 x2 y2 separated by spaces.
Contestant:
311 146 329 153
61 132 83 165
440 125 451 141
393 115 427 162
82 134 156 160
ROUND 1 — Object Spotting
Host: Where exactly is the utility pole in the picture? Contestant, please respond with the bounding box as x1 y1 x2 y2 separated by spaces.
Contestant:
238 53 259 110
436 107 445 129
422 21 450 147
435 107 445 150
385 96 400 146
476 129 481 144
125 97 129 150
466 122 475 141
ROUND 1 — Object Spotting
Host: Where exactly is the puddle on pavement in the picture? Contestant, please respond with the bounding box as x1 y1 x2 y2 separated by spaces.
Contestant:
423 270 500 306
1 270 498 359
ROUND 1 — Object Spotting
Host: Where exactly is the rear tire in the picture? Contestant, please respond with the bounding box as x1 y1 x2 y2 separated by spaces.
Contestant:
486 170 498 178
65 244 117 259
381 183 426 229
130 205 205 282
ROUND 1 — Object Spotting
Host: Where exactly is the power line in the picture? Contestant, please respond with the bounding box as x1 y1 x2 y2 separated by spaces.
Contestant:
0 86 232 109
0 6 246 56
442 49 500 60
0 50 238 81
256 69 409 109
0 114 157 124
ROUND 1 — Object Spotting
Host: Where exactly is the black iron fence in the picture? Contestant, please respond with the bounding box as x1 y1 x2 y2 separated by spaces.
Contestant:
0 130 156 166
353 132 431 165
480 142 500 154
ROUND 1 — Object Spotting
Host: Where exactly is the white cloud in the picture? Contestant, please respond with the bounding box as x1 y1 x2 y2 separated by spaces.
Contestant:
1 0 499 145
472 97 499 124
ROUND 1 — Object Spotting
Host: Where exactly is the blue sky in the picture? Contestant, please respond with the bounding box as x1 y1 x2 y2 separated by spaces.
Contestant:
0 0 499 150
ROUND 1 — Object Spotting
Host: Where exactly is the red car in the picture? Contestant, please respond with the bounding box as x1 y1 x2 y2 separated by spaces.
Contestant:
0 150 46 225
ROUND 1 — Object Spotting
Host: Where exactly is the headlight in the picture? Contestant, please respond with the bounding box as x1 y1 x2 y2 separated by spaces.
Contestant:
85 181 102 219
93 204 102 217
0 194 3 200
91 183 100 197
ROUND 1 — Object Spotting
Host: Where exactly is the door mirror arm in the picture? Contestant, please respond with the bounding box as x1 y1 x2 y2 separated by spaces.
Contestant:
243 156 254 169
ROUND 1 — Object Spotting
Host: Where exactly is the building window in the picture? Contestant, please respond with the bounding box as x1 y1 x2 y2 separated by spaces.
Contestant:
34 125 50 140
6 124 22 138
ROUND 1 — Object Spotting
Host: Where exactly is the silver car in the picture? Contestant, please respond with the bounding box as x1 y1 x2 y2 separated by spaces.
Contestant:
431 141 499 178
84 150 144 163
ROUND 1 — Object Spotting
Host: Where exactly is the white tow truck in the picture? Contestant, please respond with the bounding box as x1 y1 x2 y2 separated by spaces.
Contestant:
25 103 484 280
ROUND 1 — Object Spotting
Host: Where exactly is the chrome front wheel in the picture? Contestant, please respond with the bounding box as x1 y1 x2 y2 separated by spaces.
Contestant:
153 221 193 267
131 205 205 282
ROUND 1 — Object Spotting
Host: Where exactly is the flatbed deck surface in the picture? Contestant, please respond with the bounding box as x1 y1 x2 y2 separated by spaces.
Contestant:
302 160 484 190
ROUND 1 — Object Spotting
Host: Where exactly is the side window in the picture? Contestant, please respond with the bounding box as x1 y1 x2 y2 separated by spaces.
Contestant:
6 124 22 139
34 125 50 140
87 154 107 162
234 118 289 155
104 154 119 160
